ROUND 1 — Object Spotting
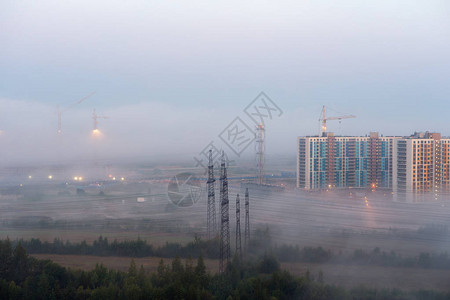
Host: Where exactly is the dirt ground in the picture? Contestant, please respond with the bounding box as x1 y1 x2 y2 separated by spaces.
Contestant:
32 254 219 274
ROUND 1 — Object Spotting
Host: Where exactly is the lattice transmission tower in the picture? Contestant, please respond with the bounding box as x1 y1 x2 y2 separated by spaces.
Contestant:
219 152 230 273
244 188 250 251
206 150 216 239
256 123 265 185
235 194 242 258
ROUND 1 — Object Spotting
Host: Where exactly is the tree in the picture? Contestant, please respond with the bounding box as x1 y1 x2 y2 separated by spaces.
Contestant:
8 281 22 300
37 273 52 300
12 243 28 283
128 259 137 277
185 256 194 274
318 270 324 284
138 265 146 284
0 239 13 279
195 255 206 277
123 283 142 299
257 253 280 274
172 256 184 273
157 259 165 277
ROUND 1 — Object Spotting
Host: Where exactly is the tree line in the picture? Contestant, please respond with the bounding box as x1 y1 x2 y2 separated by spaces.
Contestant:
273 244 450 269
1 239 449 300
13 235 219 259
6 233 450 270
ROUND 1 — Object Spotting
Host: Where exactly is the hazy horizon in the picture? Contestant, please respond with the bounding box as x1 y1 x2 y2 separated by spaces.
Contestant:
1 0 449 165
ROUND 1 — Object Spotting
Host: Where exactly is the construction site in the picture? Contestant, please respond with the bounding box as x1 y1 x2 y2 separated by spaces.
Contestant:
2 1 449 296
0 102 449 293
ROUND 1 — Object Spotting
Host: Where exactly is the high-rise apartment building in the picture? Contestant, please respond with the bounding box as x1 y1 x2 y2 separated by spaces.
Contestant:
297 131 450 202
297 132 398 190
394 132 450 202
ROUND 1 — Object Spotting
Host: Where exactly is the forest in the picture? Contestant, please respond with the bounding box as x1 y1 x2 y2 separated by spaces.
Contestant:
1 239 450 300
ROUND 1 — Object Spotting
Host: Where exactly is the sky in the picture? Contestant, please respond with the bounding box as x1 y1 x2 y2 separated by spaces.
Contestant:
1 0 450 165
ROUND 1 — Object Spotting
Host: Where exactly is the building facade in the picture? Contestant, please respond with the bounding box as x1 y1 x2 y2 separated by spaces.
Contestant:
394 132 450 202
297 131 450 202
297 132 398 190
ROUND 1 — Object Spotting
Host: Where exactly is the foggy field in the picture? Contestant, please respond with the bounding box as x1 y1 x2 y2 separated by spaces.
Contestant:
249 189 450 256
2 166 450 294
1 168 448 296
0 228 192 246
30 254 450 292
282 261 450 292
1 175 450 257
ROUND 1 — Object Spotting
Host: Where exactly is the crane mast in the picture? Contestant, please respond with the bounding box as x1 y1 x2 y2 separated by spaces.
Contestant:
92 108 108 132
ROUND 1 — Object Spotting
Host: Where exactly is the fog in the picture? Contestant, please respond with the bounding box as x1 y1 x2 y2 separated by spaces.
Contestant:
0 96 300 165
1 1 450 294
1 170 449 257
1 0 450 166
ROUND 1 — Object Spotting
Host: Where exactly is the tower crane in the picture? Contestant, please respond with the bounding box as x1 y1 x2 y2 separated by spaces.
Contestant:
319 105 356 136
57 92 95 134
92 108 108 133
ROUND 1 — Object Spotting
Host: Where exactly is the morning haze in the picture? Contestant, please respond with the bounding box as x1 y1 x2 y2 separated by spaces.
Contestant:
0 1 450 299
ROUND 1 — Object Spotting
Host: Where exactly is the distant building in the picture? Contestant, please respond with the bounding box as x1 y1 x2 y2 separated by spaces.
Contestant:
394 132 450 202
297 132 399 190
297 131 450 202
